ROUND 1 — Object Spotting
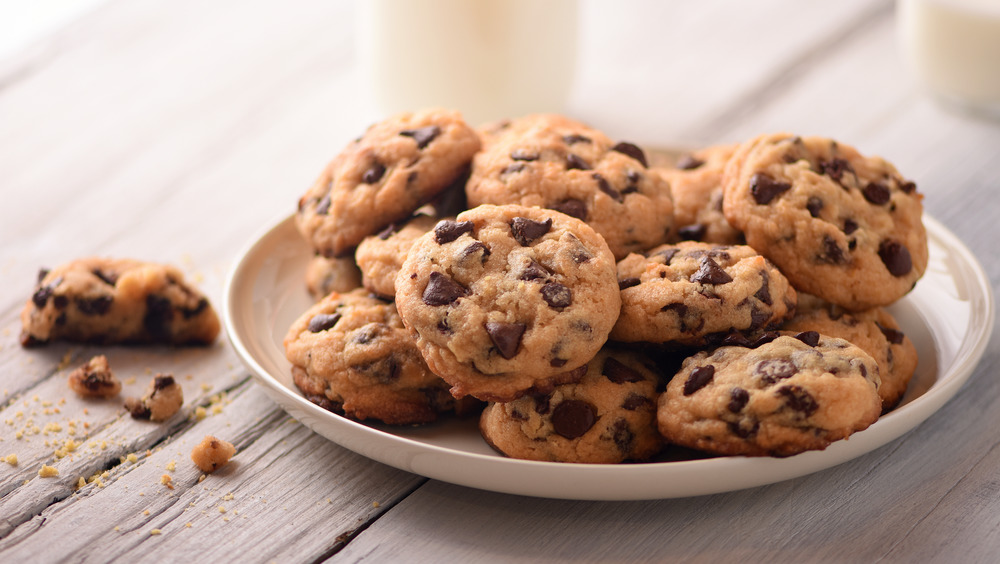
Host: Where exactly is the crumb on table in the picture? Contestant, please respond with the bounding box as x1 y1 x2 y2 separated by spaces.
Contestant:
190 435 236 473
125 374 183 422
67 355 121 398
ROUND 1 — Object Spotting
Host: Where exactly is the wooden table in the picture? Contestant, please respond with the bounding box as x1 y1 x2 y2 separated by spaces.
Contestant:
2 0 998 561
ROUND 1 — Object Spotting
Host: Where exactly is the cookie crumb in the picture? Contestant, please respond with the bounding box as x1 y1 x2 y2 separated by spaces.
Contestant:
3 453 16 466
190 435 236 473
165 460 176 472
372 501 380 508
126 374 183 422
67 355 121 398
150 529 162 536
38 464 59 477
161 474 174 489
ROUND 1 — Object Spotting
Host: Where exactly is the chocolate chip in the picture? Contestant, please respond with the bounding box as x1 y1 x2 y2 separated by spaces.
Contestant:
752 332 779 348
93 269 118 286
510 149 539 161
550 358 567 368
485 321 526 359
612 419 634 453
315 194 331 215
684 366 715 395
37 268 50 284
729 418 760 439
754 270 772 305
618 277 641 290
353 356 400 383
863 182 891 205
678 223 707 241
434 220 474 244
551 399 596 439
377 223 397 240
650 248 679 265
750 173 791 205
126 397 151 420
820 236 846 264
144 295 174 340
564 234 594 263
77 296 113 316
352 325 381 344
675 155 704 170
541 282 572 308
603 357 644 384
806 197 824 218
794 331 820 347
623 393 652 411
550 199 587 221
362 162 386 184
728 387 750 412
900 180 917 194
721 332 752 347
843 219 859 235
399 125 440 149
690 257 733 285
777 385 818 416
534 393 552 415
756 358 797 386
876 322 905 344
422 272 468 306
510 216 552 246
661 302 688 317
562 134 591 145
460 241 491 263
32 284 56 309
519 260 550 281
878 240 912 276
500 163 527 178
307 312 341 333
749 305 771 331
565 153 591 170
612 141 648 167
153 374 175 390
820 158 853 182
593 173 623 202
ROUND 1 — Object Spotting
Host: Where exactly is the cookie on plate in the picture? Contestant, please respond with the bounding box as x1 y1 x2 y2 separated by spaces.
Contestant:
721 133 927 310
284 289 474 425
612 241 796 346
20 257 219 347
656 143 744 245
783 294 918 412
305 255 363 300
296 108 481 257
355 214 439 300
658 332 882 457
465 114 674 260
394 204 621 402
479 347 663 463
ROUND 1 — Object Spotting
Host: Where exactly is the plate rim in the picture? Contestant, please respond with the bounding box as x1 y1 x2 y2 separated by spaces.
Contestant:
223 211 995 500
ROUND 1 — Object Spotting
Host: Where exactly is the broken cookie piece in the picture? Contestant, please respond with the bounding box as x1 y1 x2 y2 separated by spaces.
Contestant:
126 374 184 422
190 435 236 473
67 355 122 398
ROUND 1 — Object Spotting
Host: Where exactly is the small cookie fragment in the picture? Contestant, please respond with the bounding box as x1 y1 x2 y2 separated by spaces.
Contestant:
126 374 184 422
67 355 121 398
190 435 236 473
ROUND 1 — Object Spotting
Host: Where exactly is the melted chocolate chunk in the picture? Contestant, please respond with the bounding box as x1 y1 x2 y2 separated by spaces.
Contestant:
399 125 440 149
485 321 526 359
754 270 772 305
540 282 572 308
661 302 688 317
550 358 567 368
611 419 634 453
611 141 648 167
650 248 679 265
510 149 539 161
820 158 853 182
422 272 468 306
876 322 905 344
794 331 820 347
593 173 623 202
756 358 797 385
684 365 715 395
603 357 644 384
434 220 474 244
623 393 652 411
460 241 491 263
690 257 733 285
750 173 792 205
500 163 527 178
878 240 912 276
843 219 859 235
551 399 596 439
565 153 591 171
144 295 174 340
900 180 917 194
749 305 771 331
362 162 386 184
729 418 760 439
863 182 891 205
549 198 587 221
77 296 113 316
820 236 846 264
377 223 398 240
307 312 341 333
777 385 818 416
675 155 704 170
806 196 824 218
510 216 553 246
353 356 400 383
352 324 381 344
32 283 57 309
678 224 707 241
153 374 175 390
519 260 551 281
728 387 750 412
562 134 592 145
93 269 119 286
618 277 641 290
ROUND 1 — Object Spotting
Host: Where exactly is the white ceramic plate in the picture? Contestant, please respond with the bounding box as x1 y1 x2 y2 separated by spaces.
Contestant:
224 213 994 500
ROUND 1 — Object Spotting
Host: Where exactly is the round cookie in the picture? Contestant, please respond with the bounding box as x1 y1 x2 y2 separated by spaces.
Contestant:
305 255 363 300
284 289 472 425
296 108 481 257
20 257 219 347
721 132 927 310
465 114 674 260
355 214 439 300
656 143 744 245
783 294 917 412
612 241 797 346
479 348 663 463
658 332 882 457
394 204 621 402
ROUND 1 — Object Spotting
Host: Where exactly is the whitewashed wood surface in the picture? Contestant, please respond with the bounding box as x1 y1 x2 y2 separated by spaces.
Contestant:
1 0 998 562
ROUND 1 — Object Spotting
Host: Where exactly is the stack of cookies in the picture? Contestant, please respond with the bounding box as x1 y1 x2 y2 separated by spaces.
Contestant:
283 108 926 462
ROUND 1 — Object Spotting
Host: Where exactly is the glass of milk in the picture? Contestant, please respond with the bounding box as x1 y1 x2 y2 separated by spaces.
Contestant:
897 0 1000 118
357 0 579 126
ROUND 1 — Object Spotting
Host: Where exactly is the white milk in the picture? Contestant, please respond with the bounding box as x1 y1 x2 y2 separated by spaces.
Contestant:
897 0 1000 116
357 0 579 126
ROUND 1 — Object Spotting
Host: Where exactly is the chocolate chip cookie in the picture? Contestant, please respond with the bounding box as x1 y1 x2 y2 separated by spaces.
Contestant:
296 108 481 257
656 143 744 245
658 332 882 457
612 241 796 346
305 255 363 300
284 289 472 425
355 213 439 300
465 114 674 260
394 204 621 402
479 348 663 463
783 294 917 412
721 133 927 310
20 257 220 347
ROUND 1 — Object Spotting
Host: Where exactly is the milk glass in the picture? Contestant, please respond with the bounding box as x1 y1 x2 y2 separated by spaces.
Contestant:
357 0 579 126
897 0 1000 118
